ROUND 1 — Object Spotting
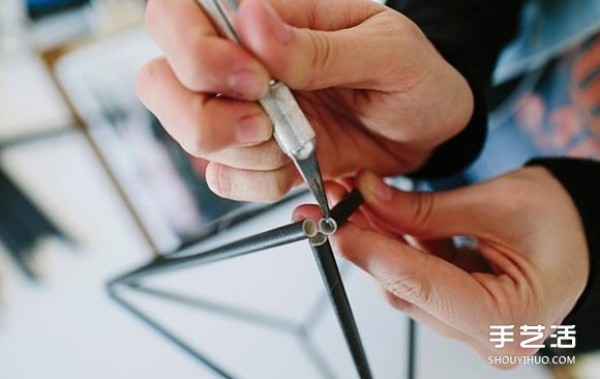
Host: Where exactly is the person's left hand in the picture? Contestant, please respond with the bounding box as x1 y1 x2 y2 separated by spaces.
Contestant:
295 167 589 364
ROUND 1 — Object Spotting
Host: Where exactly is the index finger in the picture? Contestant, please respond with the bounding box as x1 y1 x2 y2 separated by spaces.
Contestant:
145 0 270 97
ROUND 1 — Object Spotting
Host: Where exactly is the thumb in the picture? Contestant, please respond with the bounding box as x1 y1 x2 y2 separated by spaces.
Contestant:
357 171 495 240
235 0 396 90
332 221 491 338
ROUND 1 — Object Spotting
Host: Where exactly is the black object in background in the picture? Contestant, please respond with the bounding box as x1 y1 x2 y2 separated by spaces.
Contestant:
148 113 242 225
26 0 90 20
0 168 67 280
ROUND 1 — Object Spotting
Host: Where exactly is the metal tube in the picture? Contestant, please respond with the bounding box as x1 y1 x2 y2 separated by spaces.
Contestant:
297 330 338 379
407 318 417 379
115 219 316 285
107 189 369 377
309 239 373 379
108 287 237 379
124 283 299 333
166 189 309 258
318 218 338 236
114 190 363 286
330 190 363 227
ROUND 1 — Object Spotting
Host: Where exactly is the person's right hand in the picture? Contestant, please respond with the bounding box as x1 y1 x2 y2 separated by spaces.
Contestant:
137 0 474 202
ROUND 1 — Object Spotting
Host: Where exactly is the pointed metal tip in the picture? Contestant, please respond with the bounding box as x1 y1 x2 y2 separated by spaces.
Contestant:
293 153 331 219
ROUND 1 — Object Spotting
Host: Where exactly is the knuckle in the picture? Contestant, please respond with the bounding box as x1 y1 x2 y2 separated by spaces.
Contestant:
177 53 209 92
144 0 211 92
136 58 163 103
179 137 202 157
205 165 293 203
383 291 413 312
206 163 233 199
136 63 153 103
180 98 225 156
144 2 220 93
411 191 436 232
266 168 295 202
179 99 209 155
300 32 336 89
258 141 289 169
181 132 213 157
385 271 429 305
171 35 215 92
178 66 203 92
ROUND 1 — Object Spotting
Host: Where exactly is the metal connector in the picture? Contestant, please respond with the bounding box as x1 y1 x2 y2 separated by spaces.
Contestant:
318 218 338 236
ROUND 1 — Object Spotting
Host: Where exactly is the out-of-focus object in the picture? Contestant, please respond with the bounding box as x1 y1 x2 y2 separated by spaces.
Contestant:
24 0 144 51
26 0 90 20
0 168 69 280
25 0 94 50
572 352 600 379
0 52 72 142
90 0 145 34
0 0 27 53
468 32 600 182
53 27 274 253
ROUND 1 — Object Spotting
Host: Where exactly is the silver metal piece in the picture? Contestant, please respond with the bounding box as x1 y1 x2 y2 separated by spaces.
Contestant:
197 0 240 43
301 219 319 238
294 154 331 219
259 82 316 159
318 218 338 236
309 233 328 247
195 0 331 218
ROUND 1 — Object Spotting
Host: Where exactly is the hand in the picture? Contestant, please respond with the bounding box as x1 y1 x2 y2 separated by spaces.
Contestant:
137 0 474 202
295 167 588 364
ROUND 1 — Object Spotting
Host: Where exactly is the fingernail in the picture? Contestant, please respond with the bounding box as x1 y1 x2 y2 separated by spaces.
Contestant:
237 113 272 144
229 69 269 98
362 172 393 202
262 1 291 44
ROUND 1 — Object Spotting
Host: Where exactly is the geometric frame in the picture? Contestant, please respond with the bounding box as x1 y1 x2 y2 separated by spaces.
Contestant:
107 190 376 379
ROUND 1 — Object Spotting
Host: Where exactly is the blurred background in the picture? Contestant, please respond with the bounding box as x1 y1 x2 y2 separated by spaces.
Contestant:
0 1 597 378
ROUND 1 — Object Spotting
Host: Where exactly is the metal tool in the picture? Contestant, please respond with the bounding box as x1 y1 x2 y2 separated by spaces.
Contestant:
195 0 331 219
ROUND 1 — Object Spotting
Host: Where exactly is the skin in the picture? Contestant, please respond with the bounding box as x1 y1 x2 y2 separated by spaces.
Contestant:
295 168 589 366
138 0 589 365
137 0 473 202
